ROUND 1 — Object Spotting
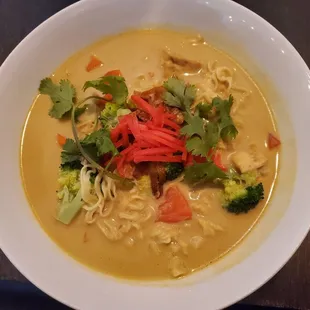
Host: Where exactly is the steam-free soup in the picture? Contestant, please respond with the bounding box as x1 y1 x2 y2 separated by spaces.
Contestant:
21 29 280 280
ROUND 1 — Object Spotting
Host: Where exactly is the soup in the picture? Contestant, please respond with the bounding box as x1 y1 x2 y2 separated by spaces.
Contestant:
21 28 280 280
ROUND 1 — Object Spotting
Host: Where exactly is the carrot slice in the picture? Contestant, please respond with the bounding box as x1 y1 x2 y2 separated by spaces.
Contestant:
57 134 66 147
268 133 281 149
157 186 192 223
86 55 103 72
212 152 227 171
104 70 122 77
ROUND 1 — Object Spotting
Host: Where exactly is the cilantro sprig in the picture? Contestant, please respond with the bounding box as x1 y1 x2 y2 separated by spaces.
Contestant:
83 76 128 105
39 78 76 119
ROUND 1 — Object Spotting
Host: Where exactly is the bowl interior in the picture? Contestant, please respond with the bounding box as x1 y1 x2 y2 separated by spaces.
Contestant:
0 0 309 309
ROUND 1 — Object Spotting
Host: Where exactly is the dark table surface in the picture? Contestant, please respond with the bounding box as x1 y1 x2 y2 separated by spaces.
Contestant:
1 0 310 309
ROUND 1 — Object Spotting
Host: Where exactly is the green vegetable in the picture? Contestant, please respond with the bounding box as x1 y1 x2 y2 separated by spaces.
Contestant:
222 179 264 214
163 77 196 112
57 189 84 225
100 102 131 129
83 76 128 105
39 78 76 119
184 161 228 184
197 102 213 118
60 138 81 168
212 95 238 142
57 167 80 196
165 163 184 181
89 171 98 184
81 128 119 159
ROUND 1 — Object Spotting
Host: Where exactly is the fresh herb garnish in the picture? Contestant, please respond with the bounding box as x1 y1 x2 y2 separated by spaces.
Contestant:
60 138 81 167
39 78 76 119
184 161 228 184
212 95 238 141
83 76 128 105
81 128 119 159
163 77 196 112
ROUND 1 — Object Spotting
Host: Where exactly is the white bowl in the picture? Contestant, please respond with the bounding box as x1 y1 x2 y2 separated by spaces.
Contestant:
0 0 309 309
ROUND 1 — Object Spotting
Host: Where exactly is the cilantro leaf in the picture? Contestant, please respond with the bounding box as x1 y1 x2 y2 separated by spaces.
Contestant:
163 77 196 112
181 113 205 138
39 78 76 119
61 139 81 167
197 102 213 118
185 122 220 157
83 76 128 105
81 128 118 159
184 161 228 184
212 95 238 141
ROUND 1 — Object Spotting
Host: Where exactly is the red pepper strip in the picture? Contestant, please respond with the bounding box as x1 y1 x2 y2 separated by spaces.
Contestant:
185 153 194 166
140 132 186 152
120 126 129 147
193 155 207 163
152 105 165 127
182 150 187 161
146 122 179 136
268 133 281 149
131 95 157 117
134 155 183 163
120 144 137 155
110 122 127 142
163 118 181 131
134 147 176 157
150 130 185 146
115 140 123 148
126 114 141 139
157 186 192 223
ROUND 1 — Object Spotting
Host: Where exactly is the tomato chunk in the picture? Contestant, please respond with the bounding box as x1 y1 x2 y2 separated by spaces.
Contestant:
158 186 192 223
268 133 281 149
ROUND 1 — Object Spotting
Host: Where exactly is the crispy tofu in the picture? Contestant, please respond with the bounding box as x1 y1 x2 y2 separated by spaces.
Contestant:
232 151 268 173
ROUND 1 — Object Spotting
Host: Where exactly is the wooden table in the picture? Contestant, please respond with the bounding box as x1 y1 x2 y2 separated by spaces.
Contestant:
0 0 309 309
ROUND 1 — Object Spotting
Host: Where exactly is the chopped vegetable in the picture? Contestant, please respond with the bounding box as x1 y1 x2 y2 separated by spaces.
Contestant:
212 96 238 142
81 128 119 159
184 161 228 184
163 77 196 112
158 186 192 223
100 102 130 129
104 69 122 77
39 78 76 119
57 167 80 197
57 189 83 224
136 175 152 193
222 178 264 214
268 133 281 149
57 134 67 147
165 163 184 181
86 55 103 72
60 138 81 168
83 76 128 105
74 106 87 122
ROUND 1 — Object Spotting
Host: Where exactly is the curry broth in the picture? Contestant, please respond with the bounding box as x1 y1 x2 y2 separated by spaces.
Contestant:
21 29 278 280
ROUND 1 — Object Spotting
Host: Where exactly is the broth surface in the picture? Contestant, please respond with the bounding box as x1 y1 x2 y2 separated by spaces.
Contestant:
21 29 279 280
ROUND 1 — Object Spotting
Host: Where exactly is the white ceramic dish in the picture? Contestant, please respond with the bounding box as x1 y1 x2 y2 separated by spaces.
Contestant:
0 0 309 309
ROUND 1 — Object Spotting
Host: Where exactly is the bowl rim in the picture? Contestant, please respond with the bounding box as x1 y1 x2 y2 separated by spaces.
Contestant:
1 0 310 309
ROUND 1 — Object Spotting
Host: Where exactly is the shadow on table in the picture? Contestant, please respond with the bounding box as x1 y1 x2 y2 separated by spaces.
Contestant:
0 281 290 310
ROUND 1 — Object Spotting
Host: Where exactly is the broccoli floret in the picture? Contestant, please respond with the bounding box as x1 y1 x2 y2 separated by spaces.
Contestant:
57 167 80 198
222 177 264 214
165 163 184 181
136 175 152 193
100 103 131 129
